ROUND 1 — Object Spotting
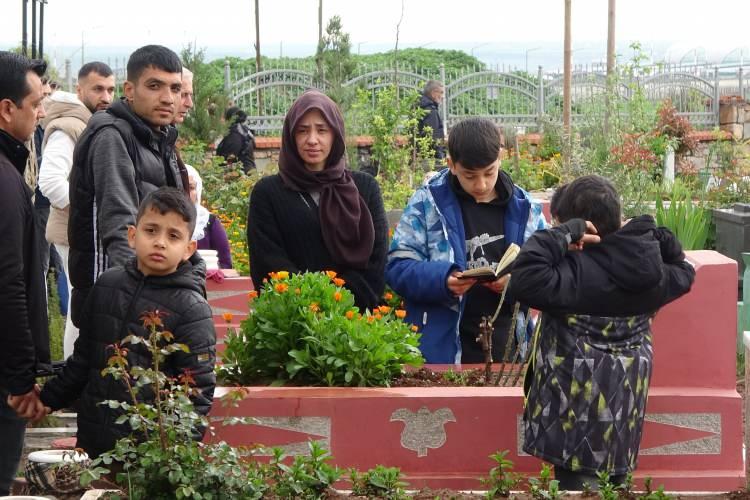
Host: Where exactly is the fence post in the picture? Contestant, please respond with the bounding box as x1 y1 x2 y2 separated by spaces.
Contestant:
537 65 544 123
740 67 745 101
224 59 231 95
65 59 72 92
440 63 448 137
714 67 720 127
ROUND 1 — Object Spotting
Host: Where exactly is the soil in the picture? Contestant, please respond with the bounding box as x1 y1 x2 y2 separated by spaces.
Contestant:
391 366 525 387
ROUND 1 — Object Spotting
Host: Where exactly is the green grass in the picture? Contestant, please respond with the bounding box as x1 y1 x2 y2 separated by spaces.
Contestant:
47 275 64 362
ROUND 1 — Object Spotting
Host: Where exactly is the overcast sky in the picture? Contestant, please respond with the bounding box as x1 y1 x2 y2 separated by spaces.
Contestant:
2 0 748 66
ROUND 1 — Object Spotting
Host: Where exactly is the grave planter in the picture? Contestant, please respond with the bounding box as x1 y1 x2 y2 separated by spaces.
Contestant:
205 251 745 492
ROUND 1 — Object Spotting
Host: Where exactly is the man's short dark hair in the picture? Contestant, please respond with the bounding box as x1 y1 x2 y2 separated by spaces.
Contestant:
552 175 622 237
0 52 47 106
448 117 502 169
126 45 181 83
79 61 113 80
136 187 196 236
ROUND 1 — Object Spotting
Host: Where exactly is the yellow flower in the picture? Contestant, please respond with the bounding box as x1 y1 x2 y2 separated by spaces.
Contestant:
325 270 337 279
410 325 418 332
274 283 288 293
276 271 289 279
309 302 320 313
378 305 391 314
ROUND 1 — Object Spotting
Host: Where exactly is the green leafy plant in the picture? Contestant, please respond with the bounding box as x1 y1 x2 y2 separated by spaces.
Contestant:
480 450 521 497
656 180 710 250
528 463 562 499
267 442 342 499
596 471 619 500
80 310 269 499
642 476 673 499
350 465 409 499
220 271 424 387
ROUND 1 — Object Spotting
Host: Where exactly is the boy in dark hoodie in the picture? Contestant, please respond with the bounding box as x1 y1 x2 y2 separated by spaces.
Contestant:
40 187 216 458
512 175 695 489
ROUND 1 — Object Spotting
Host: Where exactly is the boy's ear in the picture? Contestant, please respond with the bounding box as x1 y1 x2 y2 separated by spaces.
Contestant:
127 225 136 249
183 239 198 262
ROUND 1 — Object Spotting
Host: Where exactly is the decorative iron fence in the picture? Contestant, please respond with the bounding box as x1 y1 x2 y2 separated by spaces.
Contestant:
226 61 748 135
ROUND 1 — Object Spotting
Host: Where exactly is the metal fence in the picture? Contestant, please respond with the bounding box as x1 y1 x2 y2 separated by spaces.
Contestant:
225 61 748 135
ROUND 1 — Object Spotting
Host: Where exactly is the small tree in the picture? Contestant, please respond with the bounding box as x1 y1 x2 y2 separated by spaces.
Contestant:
315 15 357 106
180 45 228 144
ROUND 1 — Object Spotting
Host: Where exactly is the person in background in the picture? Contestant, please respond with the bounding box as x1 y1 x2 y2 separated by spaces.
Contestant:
216 106 256 173
0 51 49 496
38 61 115 358
185 164 232 269
247 90 387 311
418 79 446 163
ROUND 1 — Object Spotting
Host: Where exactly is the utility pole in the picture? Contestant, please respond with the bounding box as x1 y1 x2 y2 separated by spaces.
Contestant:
316 0 323 81
563 0 572 166
604 0 616 134
31 0 37 58
39 0 46 59
22 0 28 56
254 0 263 114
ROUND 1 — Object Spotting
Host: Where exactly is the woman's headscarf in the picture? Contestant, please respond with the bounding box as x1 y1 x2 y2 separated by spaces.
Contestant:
278 90 374 269
185 164 212 241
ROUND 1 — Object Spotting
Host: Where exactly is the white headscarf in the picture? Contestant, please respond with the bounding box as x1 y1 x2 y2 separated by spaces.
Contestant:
185 164 212 241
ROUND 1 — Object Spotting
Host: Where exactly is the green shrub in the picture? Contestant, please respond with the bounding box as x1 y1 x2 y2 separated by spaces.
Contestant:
656 181 710 250
220 271 423 387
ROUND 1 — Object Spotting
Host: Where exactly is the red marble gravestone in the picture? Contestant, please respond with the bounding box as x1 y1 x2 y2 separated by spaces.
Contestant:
205 251 744 491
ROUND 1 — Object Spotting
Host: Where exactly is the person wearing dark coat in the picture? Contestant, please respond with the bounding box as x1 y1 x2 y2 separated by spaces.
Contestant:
511 175 695 490
40 188 216 459
68 45 185 329
216 107 256 173
418 80 446 162
0 52 50 496
247 90 387 312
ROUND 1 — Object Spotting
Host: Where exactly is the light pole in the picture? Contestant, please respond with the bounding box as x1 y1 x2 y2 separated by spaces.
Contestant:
357 41 368 55
525 46 541 73
470 42 490 57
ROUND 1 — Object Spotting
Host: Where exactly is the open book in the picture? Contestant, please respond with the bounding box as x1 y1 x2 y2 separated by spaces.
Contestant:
458 243 520 282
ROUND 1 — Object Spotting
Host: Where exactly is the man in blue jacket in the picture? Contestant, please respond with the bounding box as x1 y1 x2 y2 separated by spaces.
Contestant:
386 118 546 364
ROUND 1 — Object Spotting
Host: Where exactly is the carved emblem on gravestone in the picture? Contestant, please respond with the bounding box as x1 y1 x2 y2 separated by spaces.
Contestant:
390 406 456 457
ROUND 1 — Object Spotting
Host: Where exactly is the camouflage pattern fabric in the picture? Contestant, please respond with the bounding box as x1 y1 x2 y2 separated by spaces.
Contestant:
523 312 653 475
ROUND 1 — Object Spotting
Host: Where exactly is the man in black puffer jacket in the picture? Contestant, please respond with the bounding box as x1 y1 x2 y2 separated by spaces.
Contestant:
41 187 216 458
68 45 187 328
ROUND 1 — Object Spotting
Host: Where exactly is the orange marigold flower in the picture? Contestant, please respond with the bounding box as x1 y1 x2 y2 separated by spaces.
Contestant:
275 283 288 293
345 310 355 320
276 271 289 279
248 290 259 300
375 313 382 320
384 292 394 301
222 312 234 323
325 270 337 279
367 316 375 323
333 277 345 287
333 291 342 302
294 288 301 295
378 305 391 314
309 302 320 313
410 325 418 332
395 309 407 319
269 272 278 280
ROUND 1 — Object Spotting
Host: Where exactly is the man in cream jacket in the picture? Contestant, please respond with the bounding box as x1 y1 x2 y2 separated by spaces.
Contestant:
38 62 114 358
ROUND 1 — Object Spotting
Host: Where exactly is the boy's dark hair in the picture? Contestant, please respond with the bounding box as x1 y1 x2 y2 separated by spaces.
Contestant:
550 182 569 222
137 187 197 236
552 175 621 237
225 106 247 123
0 52 47 106
79 61 113 80
127 45 181 83
448 117 502 169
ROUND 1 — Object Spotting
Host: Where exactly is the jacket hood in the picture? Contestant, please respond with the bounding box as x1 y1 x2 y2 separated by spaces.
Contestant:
108 97 178 150
41 92 91 129
125 253 207 296
585 214 663 292
419 94 439 109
